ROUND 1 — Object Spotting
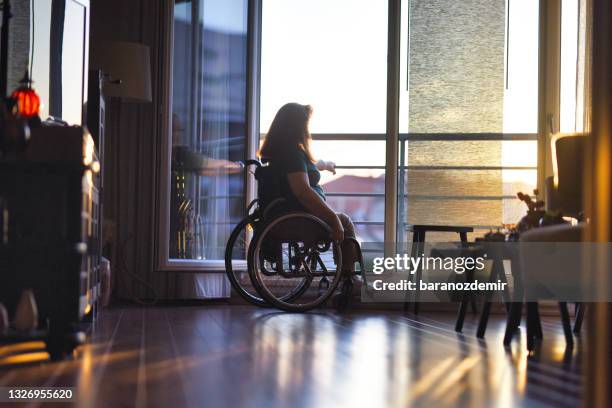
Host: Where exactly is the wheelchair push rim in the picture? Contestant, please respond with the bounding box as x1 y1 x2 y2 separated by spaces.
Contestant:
249 213 344 312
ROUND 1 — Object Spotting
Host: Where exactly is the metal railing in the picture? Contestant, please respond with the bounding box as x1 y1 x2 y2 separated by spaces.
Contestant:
311 133 538 243
195 132 538 243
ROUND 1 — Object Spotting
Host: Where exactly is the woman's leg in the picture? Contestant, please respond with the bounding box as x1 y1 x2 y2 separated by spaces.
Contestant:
337 213 358 273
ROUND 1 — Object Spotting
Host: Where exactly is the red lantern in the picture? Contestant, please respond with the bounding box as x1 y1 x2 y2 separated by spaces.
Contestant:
10 70 41 118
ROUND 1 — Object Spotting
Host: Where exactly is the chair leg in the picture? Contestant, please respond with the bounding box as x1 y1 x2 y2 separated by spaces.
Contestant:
455 266 473 333
413 231 425 315
533 302 543 339
477 301 492 338
403 232 420 313
455 232 475 332
504 302 522 346
559 302 574 347
526 302 541 351
413 261 422 315
455 295 469 333
574 303 586 334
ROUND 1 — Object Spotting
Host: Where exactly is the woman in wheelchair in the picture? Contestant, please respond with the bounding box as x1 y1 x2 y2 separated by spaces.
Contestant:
259 104 353 243
226 102 365 311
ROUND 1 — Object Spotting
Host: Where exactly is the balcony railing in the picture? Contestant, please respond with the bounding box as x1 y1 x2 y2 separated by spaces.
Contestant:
311 133 538 243
195 132 538 245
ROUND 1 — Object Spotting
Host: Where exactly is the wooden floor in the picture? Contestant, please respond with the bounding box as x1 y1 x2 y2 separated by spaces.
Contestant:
0 304 583 408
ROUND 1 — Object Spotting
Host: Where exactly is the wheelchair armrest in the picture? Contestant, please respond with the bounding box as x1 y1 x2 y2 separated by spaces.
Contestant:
243 159 262 168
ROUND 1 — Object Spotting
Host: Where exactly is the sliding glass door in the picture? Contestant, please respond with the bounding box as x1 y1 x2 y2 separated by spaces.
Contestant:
160 0 249 270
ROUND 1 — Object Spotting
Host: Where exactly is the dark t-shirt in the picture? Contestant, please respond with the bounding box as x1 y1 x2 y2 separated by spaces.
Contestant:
273 148 325 206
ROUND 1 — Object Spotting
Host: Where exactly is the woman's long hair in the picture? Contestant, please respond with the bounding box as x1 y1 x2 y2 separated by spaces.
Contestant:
259 103 315 163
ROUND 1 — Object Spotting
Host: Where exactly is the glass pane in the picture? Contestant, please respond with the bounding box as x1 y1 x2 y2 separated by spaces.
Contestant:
260 0 388 134
169 0 248 260
398 0 539 243
311 141 386 167
260 0 388 241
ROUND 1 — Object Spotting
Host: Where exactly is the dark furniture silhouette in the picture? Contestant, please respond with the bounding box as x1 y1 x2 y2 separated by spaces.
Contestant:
403 224 474 322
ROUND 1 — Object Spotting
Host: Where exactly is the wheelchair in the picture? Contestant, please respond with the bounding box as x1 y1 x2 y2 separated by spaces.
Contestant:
225 159 366 312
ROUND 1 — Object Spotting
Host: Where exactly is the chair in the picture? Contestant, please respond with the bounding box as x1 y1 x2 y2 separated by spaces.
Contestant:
546 133 587 220
511 133 587 349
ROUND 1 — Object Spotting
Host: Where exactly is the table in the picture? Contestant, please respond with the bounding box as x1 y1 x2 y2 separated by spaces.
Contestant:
403 224 473 316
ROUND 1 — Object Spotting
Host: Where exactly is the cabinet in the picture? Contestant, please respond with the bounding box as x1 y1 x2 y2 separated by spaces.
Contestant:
0 127 101 359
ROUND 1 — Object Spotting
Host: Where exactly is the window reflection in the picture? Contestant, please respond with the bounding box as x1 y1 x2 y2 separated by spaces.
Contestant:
170 0 248 260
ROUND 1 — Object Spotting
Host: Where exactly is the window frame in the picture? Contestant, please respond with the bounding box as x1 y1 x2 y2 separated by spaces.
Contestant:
156 0 261 272
155 0 568 272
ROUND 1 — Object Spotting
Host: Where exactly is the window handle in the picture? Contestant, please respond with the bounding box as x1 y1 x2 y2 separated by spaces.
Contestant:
548 113 556 135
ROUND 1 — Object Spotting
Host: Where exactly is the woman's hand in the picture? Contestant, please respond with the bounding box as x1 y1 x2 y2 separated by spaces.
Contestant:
316 160 336 175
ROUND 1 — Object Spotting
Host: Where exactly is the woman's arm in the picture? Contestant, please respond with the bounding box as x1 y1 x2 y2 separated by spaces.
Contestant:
287 172 343 241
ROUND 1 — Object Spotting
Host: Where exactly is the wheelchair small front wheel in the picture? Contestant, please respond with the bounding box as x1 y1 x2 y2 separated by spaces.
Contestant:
248 213 344 312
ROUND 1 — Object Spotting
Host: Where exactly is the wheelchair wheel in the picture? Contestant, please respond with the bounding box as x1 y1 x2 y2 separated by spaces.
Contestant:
248 213 343 312
225 217 267 306
226 216 311 307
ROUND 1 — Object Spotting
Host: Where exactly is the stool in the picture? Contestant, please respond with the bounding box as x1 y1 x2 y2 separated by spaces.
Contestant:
403 224 474 316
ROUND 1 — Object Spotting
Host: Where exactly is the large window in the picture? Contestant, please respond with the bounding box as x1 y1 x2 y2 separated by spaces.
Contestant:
260 0 540 244
159 0 589 275
168 0 248 263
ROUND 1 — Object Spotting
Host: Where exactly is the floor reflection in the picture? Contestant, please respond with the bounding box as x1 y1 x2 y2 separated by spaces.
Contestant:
0 306 583 408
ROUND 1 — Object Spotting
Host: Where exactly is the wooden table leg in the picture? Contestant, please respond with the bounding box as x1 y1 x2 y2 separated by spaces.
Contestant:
404 230 421 313
455 234 480 333
503 247 524 347
413 231 425 315
455 266 474 333
574 303 586 334
455 296 470 332
533 302 543 339
503 302 522 346
477 257 502 338
526 302 539 351
559 302 574 347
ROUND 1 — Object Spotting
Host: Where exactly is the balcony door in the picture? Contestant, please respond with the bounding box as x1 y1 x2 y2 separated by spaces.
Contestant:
159 0 250 271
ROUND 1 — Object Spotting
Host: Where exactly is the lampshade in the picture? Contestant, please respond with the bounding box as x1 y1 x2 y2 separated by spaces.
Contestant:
90 41 152 103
